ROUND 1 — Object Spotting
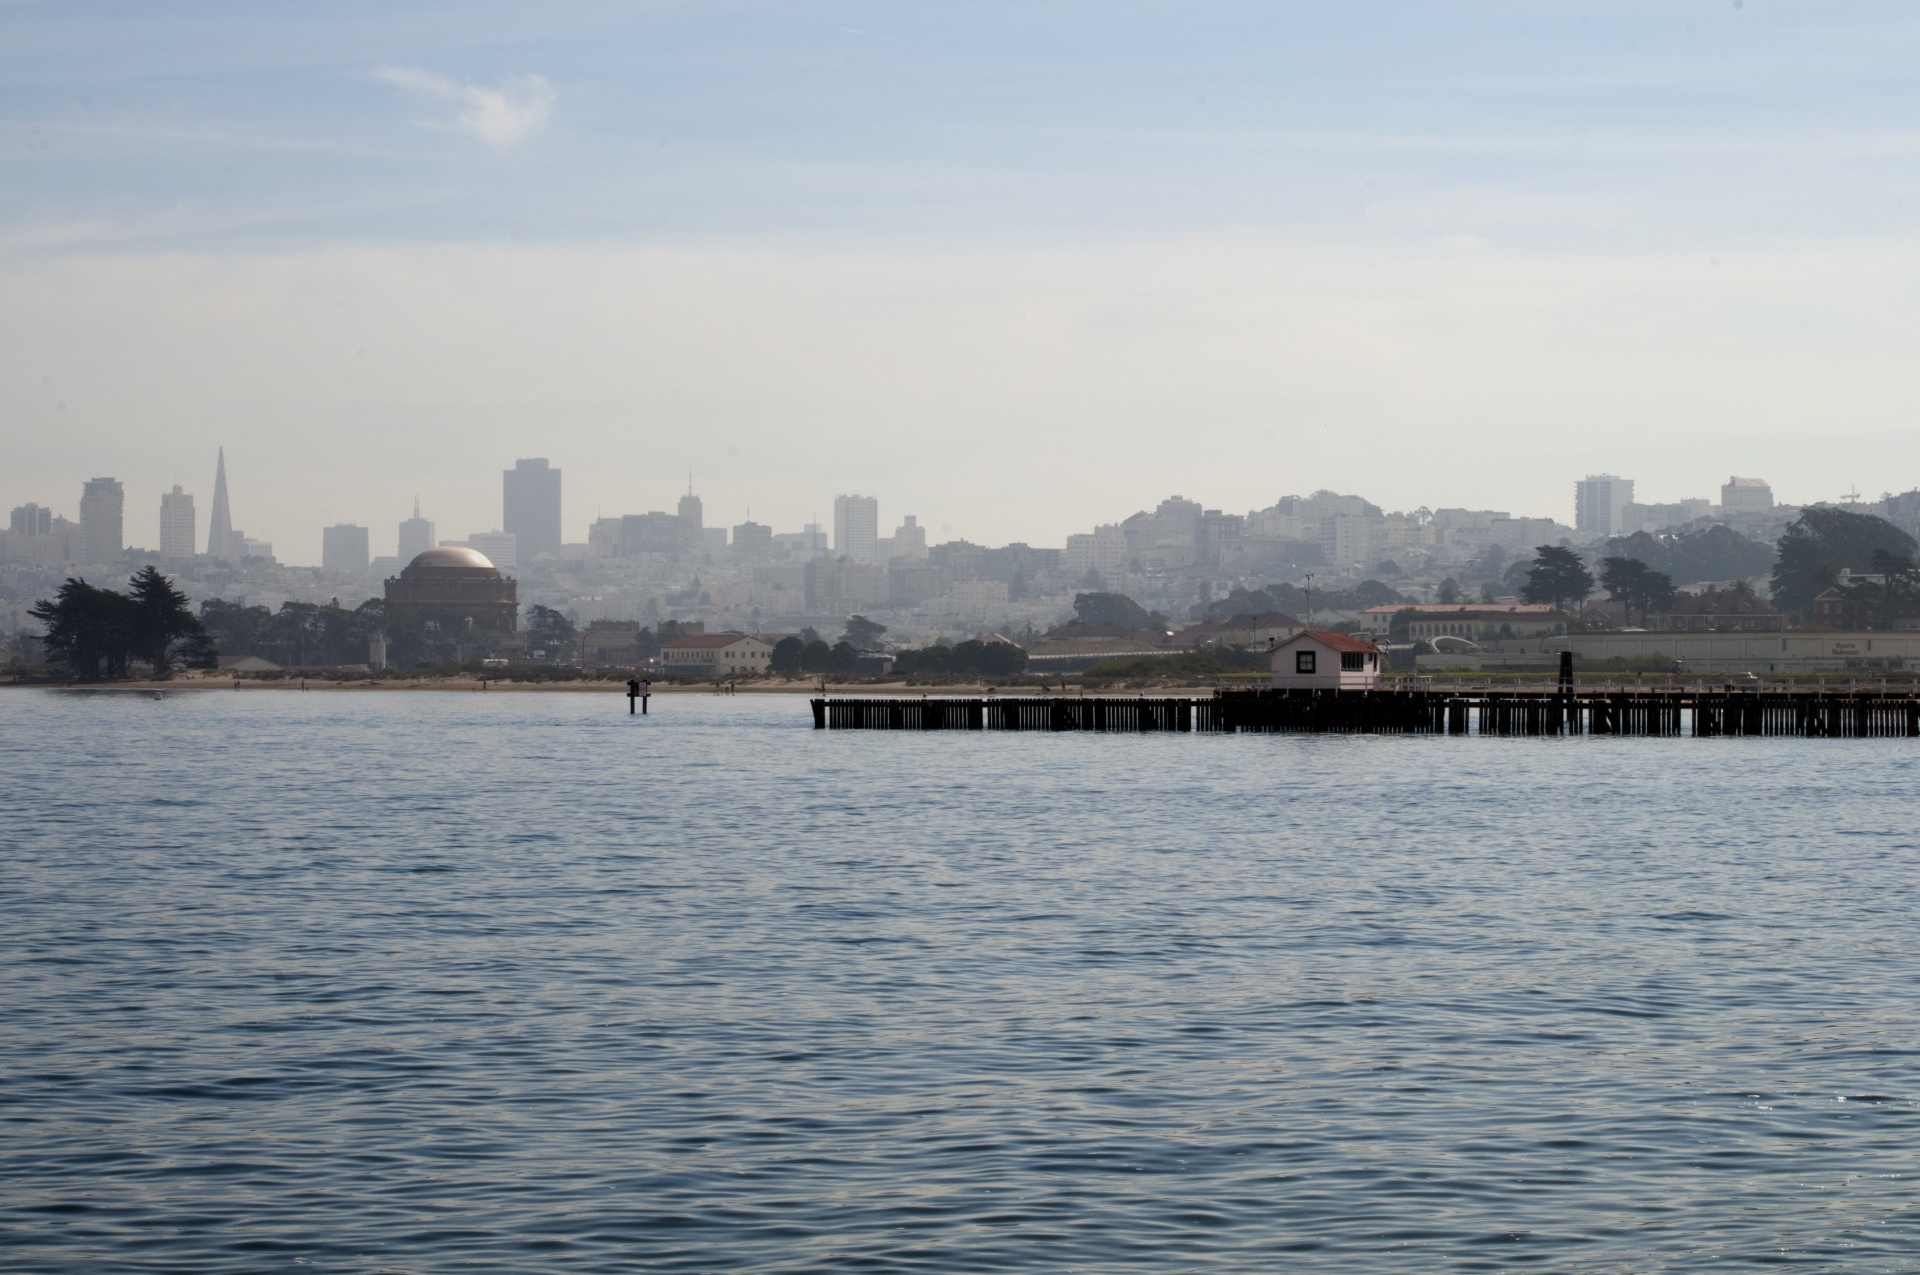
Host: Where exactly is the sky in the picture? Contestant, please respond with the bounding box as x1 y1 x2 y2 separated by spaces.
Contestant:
5 1 1920 564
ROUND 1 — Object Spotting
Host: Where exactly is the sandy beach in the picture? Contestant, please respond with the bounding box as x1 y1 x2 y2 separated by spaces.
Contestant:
5 673 1231 696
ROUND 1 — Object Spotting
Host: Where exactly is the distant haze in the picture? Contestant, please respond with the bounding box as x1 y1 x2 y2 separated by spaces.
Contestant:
6 3 1920 564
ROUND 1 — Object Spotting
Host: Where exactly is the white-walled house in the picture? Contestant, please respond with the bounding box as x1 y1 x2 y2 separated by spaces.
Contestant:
1270 630 1383 690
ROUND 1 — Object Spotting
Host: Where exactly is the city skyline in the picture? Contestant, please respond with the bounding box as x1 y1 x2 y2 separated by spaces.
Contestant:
9 5 1920 564
0 447 1879 570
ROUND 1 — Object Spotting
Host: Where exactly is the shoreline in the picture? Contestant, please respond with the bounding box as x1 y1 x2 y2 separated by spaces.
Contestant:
3 675 1231 696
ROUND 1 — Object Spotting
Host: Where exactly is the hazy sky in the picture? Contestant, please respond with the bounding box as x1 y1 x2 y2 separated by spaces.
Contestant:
6 2 1920 564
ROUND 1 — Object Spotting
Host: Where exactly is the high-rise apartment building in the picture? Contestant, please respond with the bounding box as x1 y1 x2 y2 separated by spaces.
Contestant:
1575 475 1634 538
1721 476 1774 515
502 459 562 560
11 503 52 537
207 448 237 558
398 499 435 563
323 524 370 574
160 486 196 558
80 477 124 562
834 494 879 565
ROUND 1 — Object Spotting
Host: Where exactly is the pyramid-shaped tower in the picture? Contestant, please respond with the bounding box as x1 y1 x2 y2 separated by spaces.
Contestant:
207 448 234 557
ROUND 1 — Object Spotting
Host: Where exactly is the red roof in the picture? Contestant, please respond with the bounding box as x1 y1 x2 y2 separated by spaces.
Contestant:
662 632 762 650
1277 629 1380 654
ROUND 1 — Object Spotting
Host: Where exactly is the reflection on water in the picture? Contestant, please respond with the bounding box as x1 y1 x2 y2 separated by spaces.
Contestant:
4 690 1920 1271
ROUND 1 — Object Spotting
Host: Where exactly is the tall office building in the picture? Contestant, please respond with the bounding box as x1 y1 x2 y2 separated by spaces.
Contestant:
834 494 879 565
160 486 196 558
502 459 562 560
323 524 370 574
398 498 435 563
80 477 124 562
207 448 237 558
1574 475 1634 538
678 488 703 531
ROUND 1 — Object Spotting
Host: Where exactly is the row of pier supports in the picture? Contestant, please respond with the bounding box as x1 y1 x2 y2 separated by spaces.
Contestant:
811 689 1920 737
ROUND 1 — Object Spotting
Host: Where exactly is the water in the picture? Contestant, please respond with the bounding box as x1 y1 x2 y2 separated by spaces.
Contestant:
5 689 1920 1272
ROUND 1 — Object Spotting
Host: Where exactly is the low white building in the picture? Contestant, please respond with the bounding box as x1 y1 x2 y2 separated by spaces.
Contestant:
1271 630 1384 690
661 632 773 677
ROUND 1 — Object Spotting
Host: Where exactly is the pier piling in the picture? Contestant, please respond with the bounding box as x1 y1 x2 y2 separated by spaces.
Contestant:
808 687 1920 738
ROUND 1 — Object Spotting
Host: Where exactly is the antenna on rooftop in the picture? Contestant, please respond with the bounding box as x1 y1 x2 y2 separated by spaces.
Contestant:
1842 485 1862 504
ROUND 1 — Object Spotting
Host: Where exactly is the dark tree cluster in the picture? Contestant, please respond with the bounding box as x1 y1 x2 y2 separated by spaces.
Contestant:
1604 524 1776 587
1073 592 1156 629
769 636 863 675
1598 557 1677 626
200 597 391 668
1772 508 1918 616
892 639 1029 678
1202 579 1404 623
30 567 214 680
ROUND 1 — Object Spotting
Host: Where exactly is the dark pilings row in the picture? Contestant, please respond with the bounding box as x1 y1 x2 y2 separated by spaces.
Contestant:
811 689 1920 737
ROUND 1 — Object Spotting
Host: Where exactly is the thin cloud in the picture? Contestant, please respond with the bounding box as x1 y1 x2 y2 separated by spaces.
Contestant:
374 66 554 148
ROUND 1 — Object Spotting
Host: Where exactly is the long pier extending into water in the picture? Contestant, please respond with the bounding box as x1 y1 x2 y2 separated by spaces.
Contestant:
812 688 1920 737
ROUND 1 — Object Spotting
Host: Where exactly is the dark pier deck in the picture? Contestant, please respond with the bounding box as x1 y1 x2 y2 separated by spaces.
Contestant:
812 688 1920 737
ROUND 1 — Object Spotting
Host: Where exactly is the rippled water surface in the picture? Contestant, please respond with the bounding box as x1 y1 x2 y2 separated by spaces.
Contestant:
7 689 1920 1271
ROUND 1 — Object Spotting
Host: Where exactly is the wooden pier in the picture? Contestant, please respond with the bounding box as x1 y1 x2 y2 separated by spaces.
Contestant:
811 688 1920 738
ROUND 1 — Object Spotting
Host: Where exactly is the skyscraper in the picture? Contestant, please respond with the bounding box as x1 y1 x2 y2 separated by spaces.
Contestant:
678 488 703 531
323 524 370 574
502 458 562 561
398 498 435 563
834 494 879 565
1575 475 1634 538
207 448 236 558
160 485 196 558
80 477 124 562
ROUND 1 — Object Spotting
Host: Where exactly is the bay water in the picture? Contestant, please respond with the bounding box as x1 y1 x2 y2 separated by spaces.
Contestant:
5 688 1920 1271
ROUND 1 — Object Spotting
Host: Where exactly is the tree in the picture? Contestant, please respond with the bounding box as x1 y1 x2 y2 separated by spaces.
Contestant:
1522 545 1595 613
799 639 833 672
30 579 139 680
1773 508 1918 616
827 640 861 673
127 566 212 676
769 635 806 675
1073 591 1152 629
1599 556 1676 627
525 605 577 660
1501 558 1533 595
1437 577 1461 604
843 615 888 648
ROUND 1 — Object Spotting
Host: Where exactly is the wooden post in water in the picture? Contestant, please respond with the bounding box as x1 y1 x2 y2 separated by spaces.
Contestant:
627 678 651 715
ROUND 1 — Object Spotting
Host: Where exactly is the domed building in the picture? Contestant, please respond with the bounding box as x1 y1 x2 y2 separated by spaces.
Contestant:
383 547 518 634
